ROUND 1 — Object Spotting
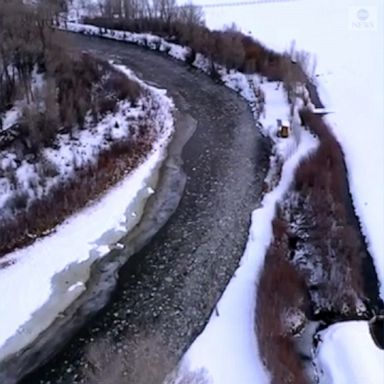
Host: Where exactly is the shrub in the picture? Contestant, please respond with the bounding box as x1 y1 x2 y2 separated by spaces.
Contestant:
256 219 310 384
291 109 365 316
84 16 284 81
256 110 369 384
0 128 154 258
108 70 141 103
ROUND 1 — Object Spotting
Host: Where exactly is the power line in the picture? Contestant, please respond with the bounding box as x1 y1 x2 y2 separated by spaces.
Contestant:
196 0 298 8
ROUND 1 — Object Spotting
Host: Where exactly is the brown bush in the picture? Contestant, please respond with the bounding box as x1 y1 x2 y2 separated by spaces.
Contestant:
256 220 310 384
256 117 366 371
98 97 118 115
272 215 288 240
0 47 146 250
0 130 155 258
104 68 141 103
84 16 284 80
298 109 346 198
53 52 141 133
291 109 365 316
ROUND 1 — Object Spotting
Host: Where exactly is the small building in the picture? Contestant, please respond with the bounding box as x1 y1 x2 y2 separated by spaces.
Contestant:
277 119 290 138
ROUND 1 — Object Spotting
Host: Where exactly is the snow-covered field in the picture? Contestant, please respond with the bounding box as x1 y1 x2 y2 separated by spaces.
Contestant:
177 1 384 382
188 0 384 300
0 66 174 358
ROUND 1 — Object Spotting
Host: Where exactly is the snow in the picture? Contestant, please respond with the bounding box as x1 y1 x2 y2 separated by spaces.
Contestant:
187 0 384 299
48 4 384 381
0 67 160 219
1 66 45 130
0 66 174 356
315 321 384 384
63 19 321 384
0 147 158 351
180 87 318 383
63 22 190 62
176 1 384 380
1 107 20 132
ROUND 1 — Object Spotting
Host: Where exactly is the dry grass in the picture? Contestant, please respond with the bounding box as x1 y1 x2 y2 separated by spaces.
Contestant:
85 16 283 80
256 217 310 384
0 16 148 259
292 110 364 315
256 111 367 381
0 131 154 258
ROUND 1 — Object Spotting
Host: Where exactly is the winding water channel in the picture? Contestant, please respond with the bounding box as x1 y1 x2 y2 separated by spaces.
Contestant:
16 33 271 384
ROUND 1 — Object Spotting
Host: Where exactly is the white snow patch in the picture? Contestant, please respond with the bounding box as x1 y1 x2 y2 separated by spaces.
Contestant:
315 321 384 384
68 281 85 292
1 108 20 132
0 145 161 349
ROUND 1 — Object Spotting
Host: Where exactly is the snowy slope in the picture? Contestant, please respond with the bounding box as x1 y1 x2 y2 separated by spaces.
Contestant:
185 0 384 300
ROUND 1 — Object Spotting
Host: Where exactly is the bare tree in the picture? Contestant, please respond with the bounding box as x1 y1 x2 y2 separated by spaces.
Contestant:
176 2 205 27
122 0 140 19
153 0 177 23
281 41 311 118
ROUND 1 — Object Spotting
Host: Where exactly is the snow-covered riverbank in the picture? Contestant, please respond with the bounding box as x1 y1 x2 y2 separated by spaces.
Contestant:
183 1 384 382
0 66 174 359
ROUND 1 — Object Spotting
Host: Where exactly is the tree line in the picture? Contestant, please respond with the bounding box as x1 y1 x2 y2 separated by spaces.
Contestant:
0 0 69 114
0 0 142 155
